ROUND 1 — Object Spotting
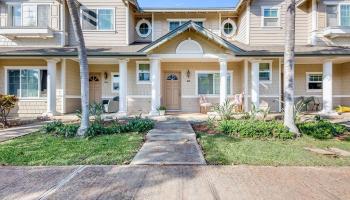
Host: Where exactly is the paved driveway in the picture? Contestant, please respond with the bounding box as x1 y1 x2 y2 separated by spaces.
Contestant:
1 166 349 200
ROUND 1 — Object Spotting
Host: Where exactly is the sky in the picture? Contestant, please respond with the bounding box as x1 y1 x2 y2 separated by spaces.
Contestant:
137 0 239 9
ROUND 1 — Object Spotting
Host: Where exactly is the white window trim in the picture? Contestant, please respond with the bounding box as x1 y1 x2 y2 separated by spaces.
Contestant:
195 70 233 96
80 7 116 32
136 19 152 38
221 18 237 37
325 3 350 27
111 72 119 93
306 72 323 92
7 3 52 27
325 3 338 27
339 3 350 27
4 66 47 100
261 6 280 27
167 18 206 31
136 61 151 84
258 60 273 83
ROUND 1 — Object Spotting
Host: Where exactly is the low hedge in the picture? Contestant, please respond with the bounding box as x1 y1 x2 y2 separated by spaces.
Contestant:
42 118 155 138
297 120 347 139
217 119 294 140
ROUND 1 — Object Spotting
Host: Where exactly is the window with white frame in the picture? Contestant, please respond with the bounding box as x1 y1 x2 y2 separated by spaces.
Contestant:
197 72 232 95
8 4 50 27
259 62 272 82
306 73 323 91
341 4 350 26
7 68 47 98
326 5 338 27
136 19 152 38
137 62 151 83
326 4 350 27
81 8 114 31
111 73 119 93
262 7 279 27
168 20 204 31
221 19 237 37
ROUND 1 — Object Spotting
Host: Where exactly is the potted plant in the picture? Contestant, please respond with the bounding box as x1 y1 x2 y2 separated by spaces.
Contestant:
157 105 166 116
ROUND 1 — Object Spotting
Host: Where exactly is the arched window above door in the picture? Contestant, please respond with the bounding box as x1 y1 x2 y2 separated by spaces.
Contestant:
167 74 178 80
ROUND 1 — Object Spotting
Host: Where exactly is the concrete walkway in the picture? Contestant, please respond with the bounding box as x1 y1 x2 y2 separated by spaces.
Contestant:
0 165 349 200
131 120 206 165
0 123 45 143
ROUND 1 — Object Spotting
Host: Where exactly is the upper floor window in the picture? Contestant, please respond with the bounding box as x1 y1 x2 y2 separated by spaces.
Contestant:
168 19 204 31
81 8 114 31
221 19 237 37
8 4 50 27
136 19 152 38
340 4 350 26
326 4 350 27
262 7 279 27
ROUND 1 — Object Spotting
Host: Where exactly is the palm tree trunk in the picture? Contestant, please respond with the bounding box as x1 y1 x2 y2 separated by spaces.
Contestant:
284 0 300 135
66 0 89 136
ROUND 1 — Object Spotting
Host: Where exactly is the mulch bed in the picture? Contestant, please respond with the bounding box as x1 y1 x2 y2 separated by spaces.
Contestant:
191 123 220 135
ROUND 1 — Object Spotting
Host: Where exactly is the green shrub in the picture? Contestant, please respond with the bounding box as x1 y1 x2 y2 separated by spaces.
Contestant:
42 118 154 138
56 124 79 138
124 118 154 133
42 121 64 133
214 99 236 120
297 120 347 139
218 119 294 140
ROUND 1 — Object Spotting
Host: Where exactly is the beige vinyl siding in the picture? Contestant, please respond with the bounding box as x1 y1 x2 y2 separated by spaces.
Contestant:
68 0 127 46
128 6 135 44
234 7 249 44
153 12 220 40
134 16 152 43
249 0 308 46
152 31 227 55
128 60 151 95
65 59 81 96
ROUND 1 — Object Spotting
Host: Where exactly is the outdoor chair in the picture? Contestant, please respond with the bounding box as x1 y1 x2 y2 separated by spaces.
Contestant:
199 95 212 114
103 96 119 113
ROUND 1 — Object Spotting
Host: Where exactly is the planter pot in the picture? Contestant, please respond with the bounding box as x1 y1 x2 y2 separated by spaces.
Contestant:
159 110 166 116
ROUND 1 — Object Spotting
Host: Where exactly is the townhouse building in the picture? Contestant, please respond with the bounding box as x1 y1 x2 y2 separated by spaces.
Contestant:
0 0 349 117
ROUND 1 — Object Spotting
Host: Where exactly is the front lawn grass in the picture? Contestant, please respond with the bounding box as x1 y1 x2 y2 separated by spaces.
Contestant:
197 133 350 166
0 132 144 166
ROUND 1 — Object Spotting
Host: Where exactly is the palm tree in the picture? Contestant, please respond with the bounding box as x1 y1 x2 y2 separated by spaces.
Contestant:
284 0 300 135
66 0 89 136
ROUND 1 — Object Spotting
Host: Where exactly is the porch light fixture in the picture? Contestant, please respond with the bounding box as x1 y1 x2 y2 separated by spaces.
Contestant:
186 70 191 79
104 72 108 80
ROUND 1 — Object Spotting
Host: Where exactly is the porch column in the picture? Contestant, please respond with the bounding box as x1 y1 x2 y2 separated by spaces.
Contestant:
149 57 161 116
46 59 59 116
219 57 228 105
118 59 129 117
251 61 260 109
244 59 249 111
322 60 333 114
